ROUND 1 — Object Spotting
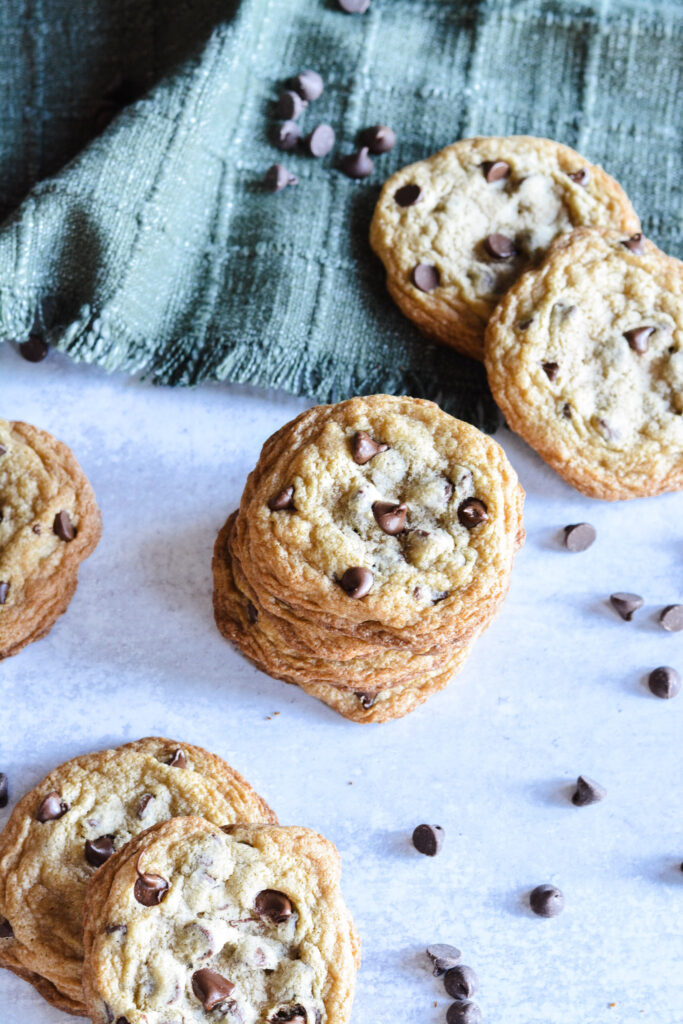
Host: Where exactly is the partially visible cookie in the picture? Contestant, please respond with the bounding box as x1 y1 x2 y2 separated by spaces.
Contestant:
485 227 683 500
82 817 360 1024
0 419 101 659
370 136 640 360
0 738 276 1014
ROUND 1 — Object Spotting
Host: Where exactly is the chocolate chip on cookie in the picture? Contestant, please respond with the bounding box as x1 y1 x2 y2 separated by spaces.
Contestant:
247 601 259 623
457 498 488 529
271 1005 308 1023
444 964 479 1000
622 232 645 254
568 167 590 186
412 823 444 856
167 748 187 769
529 884 564 917
609 592 643 621
351 431 388 464
136 792 154 817
192 968 236 1011
0 918 13 938
255 889 293 923
542 361 559 381
0 582 9 605
394 183 421 207
359 125 395 154
53 510 76 541
133 867 169 906
426 943 462 976
85 835 115 866
411 263 440 292
0 773 8 809
36 792 69 822
624 326 654 354
648 666 681 699
289 70 324 102
372 500 407 535
571 776 606 806
355 691 377 709
339 147 374 179
660 604 683 632
481 160 510 182
485 233 516 260
339 567 374 598
268 486 295 510
563 523 596 552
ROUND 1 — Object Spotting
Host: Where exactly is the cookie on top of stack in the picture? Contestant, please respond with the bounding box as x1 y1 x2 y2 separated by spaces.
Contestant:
213 394 525 722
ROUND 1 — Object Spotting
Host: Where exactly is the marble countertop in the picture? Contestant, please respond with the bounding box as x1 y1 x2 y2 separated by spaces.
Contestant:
1 345 681 1023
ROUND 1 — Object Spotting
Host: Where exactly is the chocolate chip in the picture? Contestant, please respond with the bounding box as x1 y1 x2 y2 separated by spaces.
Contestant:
134 871 169 906
105 923 127 934
275 90 306 120
446 1002 482 1024
481 160 510 182
167 748 187 769
426 944 462 976
562 403 572 419
412 823 444 856
85 836 115 867
268 485 295 510
306 124 335 157
0 583 9 605
247 601 259 623
352 431 388 464
609 592 643 621
648 666 681 699
517 318 534 330
622 233 645 255
339 566 374 599
411 263 440 292
192 968 235 1011
32 524 41 534
137 793 154 817
624 326 654 354
53 510 75 542
444 964 479 1000
484 233 516 259
255 889 293 923
542 361 559 381
265 164 298 192
271 1006 307 1023
339 147 374 179
372 500 407 535
115 1018 129 1024
0 918 12 938
568 167 589 186
0 446 6 456
529 884 564 917
458 498 488 529
289 70 323 102
359 124 395 154
355 692 377 709
272 120 301 151
660 604 683 632
394 183 421 207
36 792 69 822
0 774 7 808
563 523 596 552
572 776 606 806
337 0 370 11
18 334 49 363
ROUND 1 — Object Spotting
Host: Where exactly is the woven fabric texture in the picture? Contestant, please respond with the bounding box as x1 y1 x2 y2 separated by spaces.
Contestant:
0 0 680 430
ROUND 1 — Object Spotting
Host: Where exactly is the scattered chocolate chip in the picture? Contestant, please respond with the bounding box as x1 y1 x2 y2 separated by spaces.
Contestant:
412 823 444 856
192 968 236 1011
355 692 377 709
306 124 335 157
167 748 187 769
275 90 307 120
426 944 462 976
272 120 301 151
134 870 169 907
563 523 596 552
255 889 293 923
18 334 49 363
568 167 589 186
352 431 388 464
247 601 259 623
53 510 75 542
542 361 559 381
289 70 323 102
411 263 440 292
85 835 115 867
339 147 374 179
339 566 374 599
481 160 510 182
372 500 407 535
622 233 645 255
394 183 421 207
457 498 488 529
359 124 395 154
660 604 683 632
0 918 12 938
624 326 654 354
268 485 295 510
137 793 154 817
648 666 681 699
0 583 9 605
485 233 516 259
36 792 69 822
446 1002 482 1024
572 776 606 806
609 592 643 621
0 774 7 809
529 884 564 917
271 1006 307 1023
337 0 370 11
444 964 479 1000
265 164 298 192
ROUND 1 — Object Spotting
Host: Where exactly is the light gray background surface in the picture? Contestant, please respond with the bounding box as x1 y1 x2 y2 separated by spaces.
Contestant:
1 346 681 1022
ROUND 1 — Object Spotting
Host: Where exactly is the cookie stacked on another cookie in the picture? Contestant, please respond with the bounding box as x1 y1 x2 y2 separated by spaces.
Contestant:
213 394 525 722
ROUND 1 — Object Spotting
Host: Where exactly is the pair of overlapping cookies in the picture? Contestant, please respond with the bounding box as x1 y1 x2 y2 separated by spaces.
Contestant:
0 738 359 1022
370 135 683 500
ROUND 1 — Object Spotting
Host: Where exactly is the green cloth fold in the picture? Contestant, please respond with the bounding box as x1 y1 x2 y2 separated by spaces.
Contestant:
0 0 680 431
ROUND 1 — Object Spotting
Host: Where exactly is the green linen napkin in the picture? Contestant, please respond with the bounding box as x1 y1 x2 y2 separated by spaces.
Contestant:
0 0 680 431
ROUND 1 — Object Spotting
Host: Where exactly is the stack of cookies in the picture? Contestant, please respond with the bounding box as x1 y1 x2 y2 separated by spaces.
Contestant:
213 394 524 722
0 739 359 1023
371 135 683 500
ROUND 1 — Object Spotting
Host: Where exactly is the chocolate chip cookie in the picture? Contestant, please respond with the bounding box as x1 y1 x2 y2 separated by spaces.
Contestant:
0 738 276 1015
82 817 360 1024
0 418 101 659
485 227 683 500
370 136 640 360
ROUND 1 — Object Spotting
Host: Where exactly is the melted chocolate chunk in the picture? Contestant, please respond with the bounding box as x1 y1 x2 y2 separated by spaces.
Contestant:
192 968 236 1011
36 792 69 822
255 889 293 923
339 566 374 599
133 871 169 906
